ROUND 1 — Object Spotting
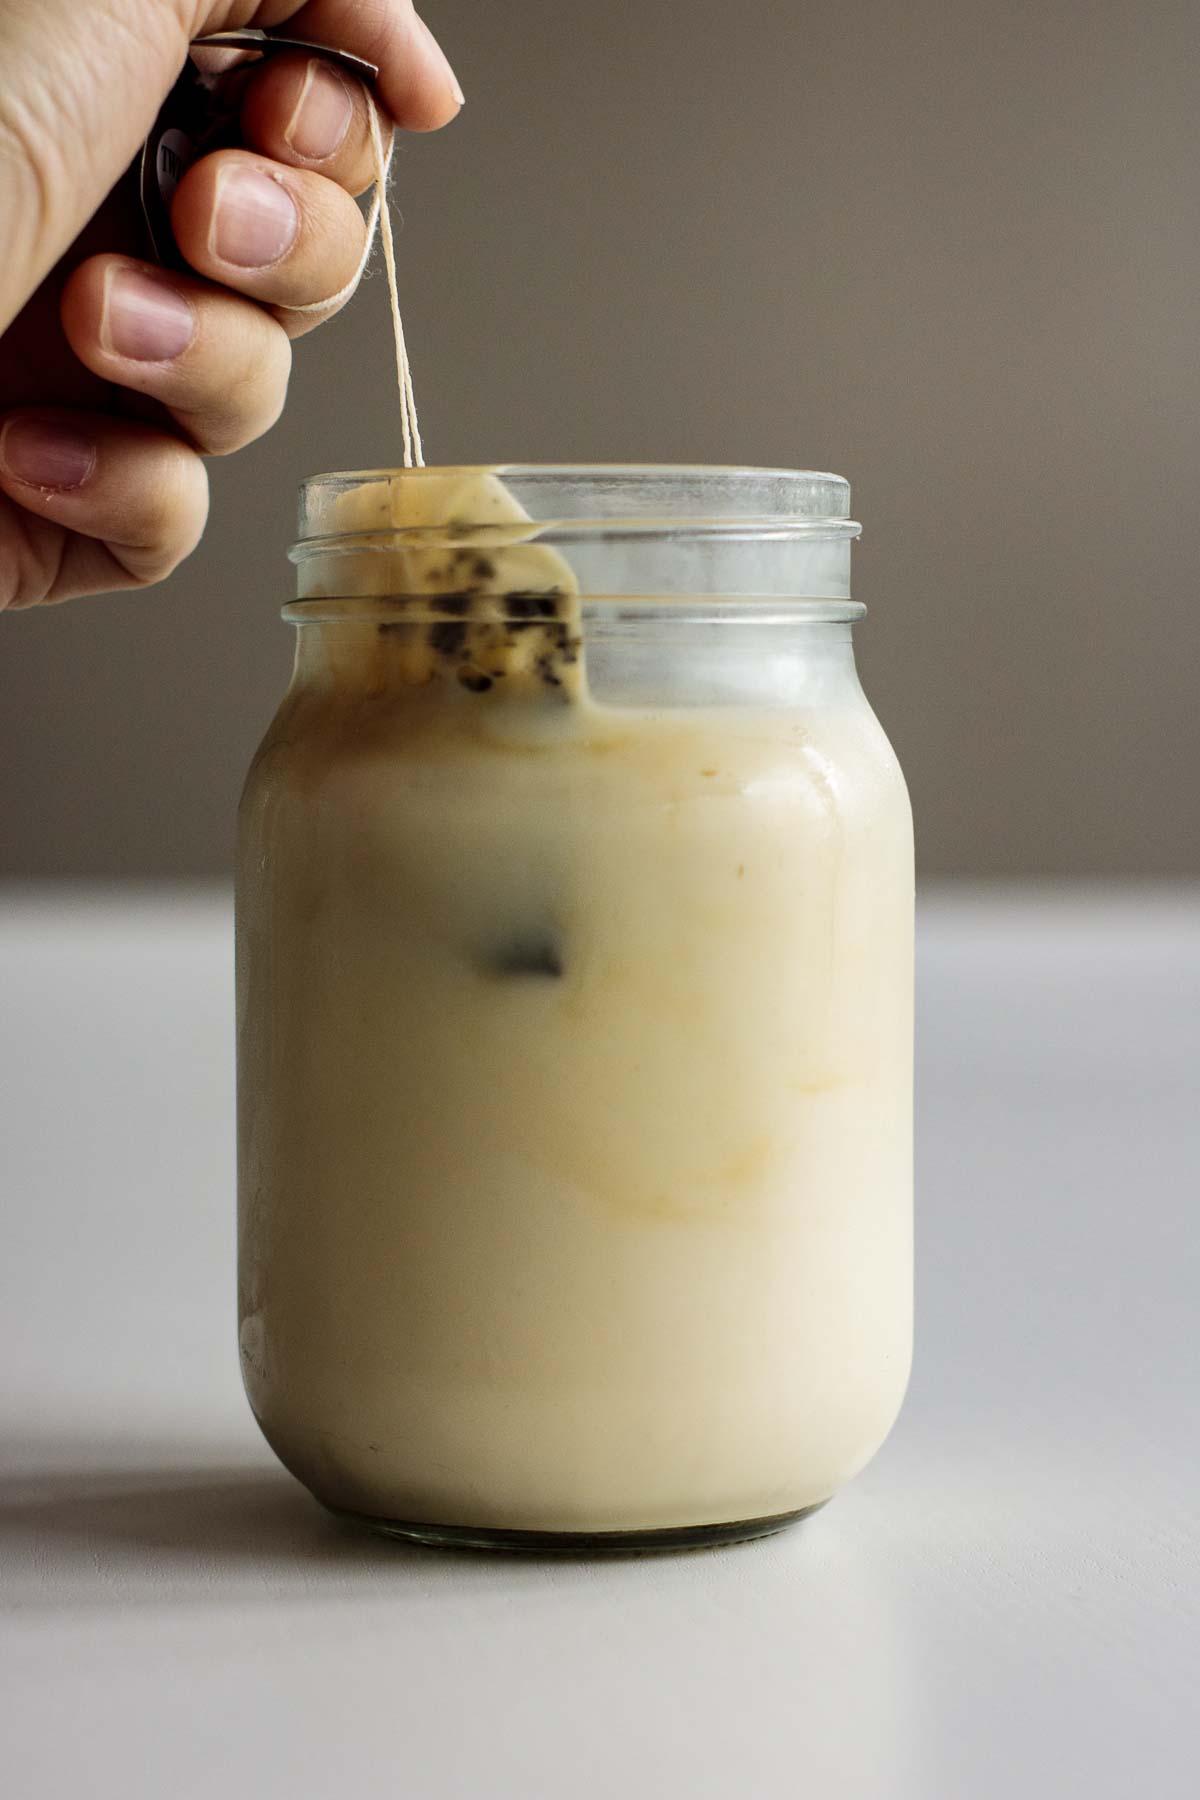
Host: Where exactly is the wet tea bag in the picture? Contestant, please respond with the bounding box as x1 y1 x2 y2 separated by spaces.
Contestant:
307 469 584 701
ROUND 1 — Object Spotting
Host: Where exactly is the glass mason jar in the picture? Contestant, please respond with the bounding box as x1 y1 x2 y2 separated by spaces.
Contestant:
236 465 913 1552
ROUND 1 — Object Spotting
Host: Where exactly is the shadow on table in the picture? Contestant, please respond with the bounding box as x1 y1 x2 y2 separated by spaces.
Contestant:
1 1443 800 1609
0 1450 520 1607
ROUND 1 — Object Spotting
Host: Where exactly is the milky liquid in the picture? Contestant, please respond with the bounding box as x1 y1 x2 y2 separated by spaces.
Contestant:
235 476 913 1532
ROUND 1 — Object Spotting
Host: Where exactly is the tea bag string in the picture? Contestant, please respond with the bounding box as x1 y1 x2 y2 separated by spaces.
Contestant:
367 103 423 469
282 98 424 468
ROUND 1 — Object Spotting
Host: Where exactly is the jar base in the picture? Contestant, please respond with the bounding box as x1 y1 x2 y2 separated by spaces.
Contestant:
327 1499 829 1554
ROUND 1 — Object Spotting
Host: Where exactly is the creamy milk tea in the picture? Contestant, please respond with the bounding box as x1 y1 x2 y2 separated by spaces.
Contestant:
235 466 914 1549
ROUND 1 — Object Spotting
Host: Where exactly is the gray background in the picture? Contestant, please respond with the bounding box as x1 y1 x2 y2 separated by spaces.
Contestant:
2 0 1197 877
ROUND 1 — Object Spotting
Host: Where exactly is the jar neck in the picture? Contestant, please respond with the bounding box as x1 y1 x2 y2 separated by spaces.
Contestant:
290 466 862 605
287 602 865 711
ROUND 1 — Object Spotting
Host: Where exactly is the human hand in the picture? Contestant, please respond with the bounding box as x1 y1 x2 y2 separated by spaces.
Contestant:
0 1 462 610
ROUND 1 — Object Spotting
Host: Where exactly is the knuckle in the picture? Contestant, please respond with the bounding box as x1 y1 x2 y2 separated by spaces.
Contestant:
114 545 188 588
352 1 408 73
0 83 74 289
0 497 68 610
188 325 291 455
116 468 209 581
299 176 366 257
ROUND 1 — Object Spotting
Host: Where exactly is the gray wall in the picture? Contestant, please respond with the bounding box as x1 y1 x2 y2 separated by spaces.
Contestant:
2 0 1197 877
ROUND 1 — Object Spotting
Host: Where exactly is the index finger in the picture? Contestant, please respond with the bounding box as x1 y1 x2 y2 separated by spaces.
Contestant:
276 1 464 131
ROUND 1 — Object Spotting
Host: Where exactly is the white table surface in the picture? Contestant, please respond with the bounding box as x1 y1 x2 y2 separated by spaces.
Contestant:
1 883 1196 1798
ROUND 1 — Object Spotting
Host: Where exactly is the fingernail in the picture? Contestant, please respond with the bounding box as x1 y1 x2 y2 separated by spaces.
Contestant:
102 267 195 362
285 60 354 159
213 166 299 268
415 13 465 106
0 417 97 492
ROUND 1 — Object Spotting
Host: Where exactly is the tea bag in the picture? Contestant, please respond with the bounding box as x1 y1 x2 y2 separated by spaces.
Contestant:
304 469 585 702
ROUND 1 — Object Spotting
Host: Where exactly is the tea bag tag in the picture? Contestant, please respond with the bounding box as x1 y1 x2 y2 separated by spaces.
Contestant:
140 30 379 269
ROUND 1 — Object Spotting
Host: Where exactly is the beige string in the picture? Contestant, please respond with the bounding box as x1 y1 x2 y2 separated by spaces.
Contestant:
367 103 423 468
283 97 424 469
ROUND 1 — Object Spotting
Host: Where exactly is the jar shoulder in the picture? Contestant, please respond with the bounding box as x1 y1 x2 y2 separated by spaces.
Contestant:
243 683 908 806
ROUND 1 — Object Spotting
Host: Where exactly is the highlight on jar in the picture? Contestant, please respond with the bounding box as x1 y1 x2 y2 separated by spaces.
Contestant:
235 464 915 1552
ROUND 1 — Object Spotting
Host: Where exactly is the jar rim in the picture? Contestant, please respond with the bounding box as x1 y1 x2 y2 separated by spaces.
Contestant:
293 464 861 546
